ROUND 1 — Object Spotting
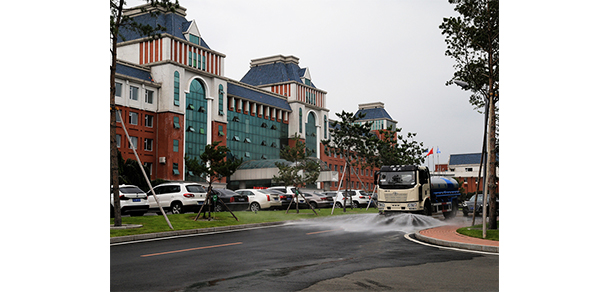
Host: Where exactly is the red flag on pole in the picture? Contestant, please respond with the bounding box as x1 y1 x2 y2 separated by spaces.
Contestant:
426 148 434 157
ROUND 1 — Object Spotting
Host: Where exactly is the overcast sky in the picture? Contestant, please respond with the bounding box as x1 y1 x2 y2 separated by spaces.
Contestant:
125 0 488 167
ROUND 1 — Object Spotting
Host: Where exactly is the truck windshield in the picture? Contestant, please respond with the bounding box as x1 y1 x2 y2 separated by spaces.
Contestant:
378 171 416 189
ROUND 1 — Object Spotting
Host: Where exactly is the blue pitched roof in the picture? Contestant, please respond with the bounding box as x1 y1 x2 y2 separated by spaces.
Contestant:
118 10 210 49
240 62 315 88
449 153 499 165
116 63 155 83
354 108 393 121
227 82 292 111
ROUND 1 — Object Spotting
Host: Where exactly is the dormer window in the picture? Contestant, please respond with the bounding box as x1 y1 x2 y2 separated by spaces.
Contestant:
189 34 199 45
304 78 311 86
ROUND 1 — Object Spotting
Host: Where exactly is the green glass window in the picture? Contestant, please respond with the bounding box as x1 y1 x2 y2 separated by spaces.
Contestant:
173 163 180 175
173 140 179 152
187 126 195 132
173 71 180 106
197 54 202 69
219 125 224 136
185 79 207 182
188 51 192 66
173 116 180 128
189 34 199 45
202 55 206 71
299 108 302 133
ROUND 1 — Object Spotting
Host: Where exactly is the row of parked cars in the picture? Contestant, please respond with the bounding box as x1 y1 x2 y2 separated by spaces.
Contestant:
110 182 376 217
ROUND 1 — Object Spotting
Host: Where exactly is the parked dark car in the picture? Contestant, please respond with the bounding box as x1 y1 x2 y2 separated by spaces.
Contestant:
208 188 249 212
462 195 499 216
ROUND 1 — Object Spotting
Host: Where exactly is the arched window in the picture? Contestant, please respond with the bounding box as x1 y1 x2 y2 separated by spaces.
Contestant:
173 71 180 106
306 112 316 157
218 84 224 115
185 79 207 181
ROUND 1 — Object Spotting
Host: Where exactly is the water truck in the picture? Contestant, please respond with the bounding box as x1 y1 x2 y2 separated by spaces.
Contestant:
374 165 460 218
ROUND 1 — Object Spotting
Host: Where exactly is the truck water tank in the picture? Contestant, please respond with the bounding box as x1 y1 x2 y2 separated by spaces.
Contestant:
430 177 459 192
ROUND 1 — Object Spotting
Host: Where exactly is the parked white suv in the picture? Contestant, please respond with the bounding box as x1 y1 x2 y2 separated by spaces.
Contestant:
147 182 207 214
110 185 149 217
346 190 371 208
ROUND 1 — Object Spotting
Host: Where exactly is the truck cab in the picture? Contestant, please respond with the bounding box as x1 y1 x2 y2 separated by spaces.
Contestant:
376 165 431 214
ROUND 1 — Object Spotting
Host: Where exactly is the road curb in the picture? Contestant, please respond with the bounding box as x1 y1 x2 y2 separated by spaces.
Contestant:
414 228 499 253
110 221 285 244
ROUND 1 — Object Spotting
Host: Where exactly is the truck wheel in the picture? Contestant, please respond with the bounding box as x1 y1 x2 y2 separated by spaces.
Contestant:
443 201 458 219
423 201 432 216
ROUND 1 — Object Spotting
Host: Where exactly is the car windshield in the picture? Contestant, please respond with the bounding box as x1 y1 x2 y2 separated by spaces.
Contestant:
119 186 144 194
469 196 484 202
378 171 416 189
186 185 206 193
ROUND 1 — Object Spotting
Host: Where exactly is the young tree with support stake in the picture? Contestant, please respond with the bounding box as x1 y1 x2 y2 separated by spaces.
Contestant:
185 141 242 221
110 0 178 226
273 135 321 215
440 0 499 232
322 111 376 212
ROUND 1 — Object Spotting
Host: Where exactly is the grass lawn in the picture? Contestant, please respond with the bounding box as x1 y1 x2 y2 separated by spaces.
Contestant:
111 207 378 237
456 222 499 241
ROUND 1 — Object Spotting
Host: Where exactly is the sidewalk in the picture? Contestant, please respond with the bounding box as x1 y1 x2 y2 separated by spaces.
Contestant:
414 223 499 253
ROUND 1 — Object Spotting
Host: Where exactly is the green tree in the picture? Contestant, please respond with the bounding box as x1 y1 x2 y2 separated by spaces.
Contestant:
322 111 375 212
110 0 179 226
273 135 321 214
369 125 427 167
185 141 242 220
440 0 499 229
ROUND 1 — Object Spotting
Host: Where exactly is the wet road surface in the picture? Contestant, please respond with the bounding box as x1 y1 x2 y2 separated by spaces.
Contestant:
111 214 498 291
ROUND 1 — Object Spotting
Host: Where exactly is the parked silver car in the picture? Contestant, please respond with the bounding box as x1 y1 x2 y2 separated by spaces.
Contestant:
300 192 333 209
235 189 282 211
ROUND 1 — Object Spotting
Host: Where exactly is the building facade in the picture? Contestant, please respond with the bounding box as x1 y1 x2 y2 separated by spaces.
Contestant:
114 3 398 192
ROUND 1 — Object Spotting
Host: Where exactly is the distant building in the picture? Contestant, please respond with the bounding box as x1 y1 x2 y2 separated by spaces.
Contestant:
447 153 499 194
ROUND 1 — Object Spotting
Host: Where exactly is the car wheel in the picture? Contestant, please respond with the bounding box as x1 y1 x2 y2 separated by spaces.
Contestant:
335 202 342 208
309 201 318 209
250 202 261 212
462 209 469 216
353 201 360 208
215 204 223 212
170 202 183 214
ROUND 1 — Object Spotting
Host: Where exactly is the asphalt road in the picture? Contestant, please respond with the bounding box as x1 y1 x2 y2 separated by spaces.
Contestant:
111 214 498 292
